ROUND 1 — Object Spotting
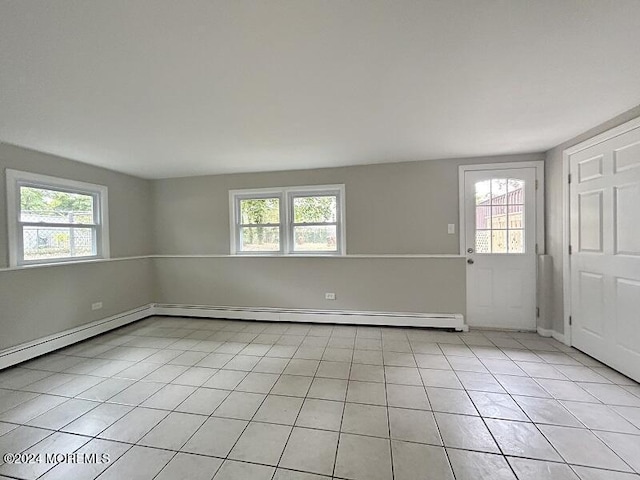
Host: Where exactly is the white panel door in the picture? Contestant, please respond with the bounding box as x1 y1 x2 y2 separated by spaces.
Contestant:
570 126 640 382
464 168 537 329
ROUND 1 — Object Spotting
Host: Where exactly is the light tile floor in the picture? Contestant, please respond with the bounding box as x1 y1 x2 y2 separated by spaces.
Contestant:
0 316 639 480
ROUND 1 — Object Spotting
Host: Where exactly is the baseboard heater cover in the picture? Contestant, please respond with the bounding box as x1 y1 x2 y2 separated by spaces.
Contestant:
153 304 467 331
0 304 466 370
0 305 153 370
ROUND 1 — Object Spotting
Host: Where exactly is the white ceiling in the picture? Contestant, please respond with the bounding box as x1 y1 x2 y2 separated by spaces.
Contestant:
2 1 640 179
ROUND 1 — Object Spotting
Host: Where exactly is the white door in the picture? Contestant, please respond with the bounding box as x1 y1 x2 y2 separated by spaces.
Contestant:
463 167 537 329
569 125 640 382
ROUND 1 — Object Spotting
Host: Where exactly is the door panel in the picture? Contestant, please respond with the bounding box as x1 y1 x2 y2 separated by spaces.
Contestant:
570 125 640 382
615 278 640 354
578 191 603 252
577 271 605 336
464 168 537 329
614 184 640 254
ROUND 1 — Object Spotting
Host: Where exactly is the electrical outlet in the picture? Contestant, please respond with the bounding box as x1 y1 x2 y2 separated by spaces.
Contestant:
325 293 336 300
91 302 103 311
448 224 455 234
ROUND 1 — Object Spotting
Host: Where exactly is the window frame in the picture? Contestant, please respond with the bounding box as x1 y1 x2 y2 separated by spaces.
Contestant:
6 169 110 267
229 184 345 256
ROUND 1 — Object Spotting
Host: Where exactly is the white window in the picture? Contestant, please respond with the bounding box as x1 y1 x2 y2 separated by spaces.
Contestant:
6 169 110 266
230 185 345 255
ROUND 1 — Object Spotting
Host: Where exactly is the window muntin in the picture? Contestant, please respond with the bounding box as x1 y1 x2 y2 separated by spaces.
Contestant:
474 178 525 254
7 170 109 266
230 185 344 255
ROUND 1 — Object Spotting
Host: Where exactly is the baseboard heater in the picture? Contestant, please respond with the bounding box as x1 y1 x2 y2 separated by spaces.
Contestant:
154 304 466 331
0 303 466 370
0 304 154 370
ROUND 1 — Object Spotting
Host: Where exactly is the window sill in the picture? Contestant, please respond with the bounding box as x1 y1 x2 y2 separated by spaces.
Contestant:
0 256 147 273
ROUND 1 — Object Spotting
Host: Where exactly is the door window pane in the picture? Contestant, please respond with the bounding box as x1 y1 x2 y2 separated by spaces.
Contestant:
476 230 491 253
508 204 524 229
509 230 524 253
508 179 525 193
491 206 507 229
475 206 491 229
474 178 526 254
475 180 492 205
492 230 508 253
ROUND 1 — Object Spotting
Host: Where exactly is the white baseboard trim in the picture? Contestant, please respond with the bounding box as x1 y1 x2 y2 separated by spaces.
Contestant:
537 327 554 337
153 304 468 332
0 304 154 370
537 326 566 344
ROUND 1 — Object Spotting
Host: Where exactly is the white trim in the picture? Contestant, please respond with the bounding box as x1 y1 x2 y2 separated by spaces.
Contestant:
229 184 346 256
561 115 640 348
537 326 566 344
153 304 467 331
536 326 555 338
6 170 19 267
0 304 153 370
151 254 463 259
5 169 110 267
562 150 572 346
0 255 149 273
0 254 464 273
564 116 640 156
458 161 545 256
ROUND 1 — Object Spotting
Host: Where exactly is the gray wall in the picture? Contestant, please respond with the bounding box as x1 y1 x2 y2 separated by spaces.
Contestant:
152 153 543 255
0 143 154 268
545 104 640 334
1 144 542 352
150 152 541 324
155 257 465 315
0 258 153 350
0 143 155 349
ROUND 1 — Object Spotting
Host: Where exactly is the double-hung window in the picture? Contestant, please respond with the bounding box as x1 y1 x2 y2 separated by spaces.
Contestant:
6 169 110 266
230 185 345 255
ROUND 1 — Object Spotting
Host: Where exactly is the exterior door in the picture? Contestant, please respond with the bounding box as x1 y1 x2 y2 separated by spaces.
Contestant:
569 125 640 382
463 167 537 329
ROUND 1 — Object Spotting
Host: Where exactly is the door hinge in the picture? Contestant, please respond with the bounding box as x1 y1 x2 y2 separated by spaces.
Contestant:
535 179 539 190
568 173 572 184
535 243 539 254
536 307 540 318
569 316 572 326
568 245 572 255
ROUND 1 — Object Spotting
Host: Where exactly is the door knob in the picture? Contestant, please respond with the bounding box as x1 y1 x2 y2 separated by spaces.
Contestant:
467 259 474 264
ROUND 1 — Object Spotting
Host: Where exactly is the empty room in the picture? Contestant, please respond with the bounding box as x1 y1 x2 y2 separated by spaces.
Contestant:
1 1 640 479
